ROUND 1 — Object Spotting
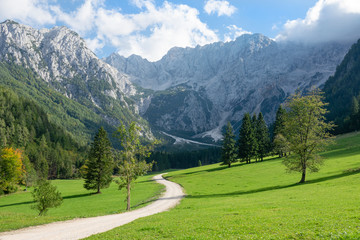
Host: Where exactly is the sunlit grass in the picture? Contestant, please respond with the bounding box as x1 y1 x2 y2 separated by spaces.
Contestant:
87 132 360 239
0 174 164 232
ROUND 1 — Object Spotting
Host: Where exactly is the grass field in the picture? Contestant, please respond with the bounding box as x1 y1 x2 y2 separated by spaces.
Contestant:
86 132 360 239
0 174 164 232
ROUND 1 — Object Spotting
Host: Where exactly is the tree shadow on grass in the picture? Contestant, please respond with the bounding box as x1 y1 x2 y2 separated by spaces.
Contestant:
177 157 281 177
186 169 360 199
0 193 92 208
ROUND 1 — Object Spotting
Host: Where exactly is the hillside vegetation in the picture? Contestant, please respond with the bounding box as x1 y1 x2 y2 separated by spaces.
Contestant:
0 87 86 182
87 132 360 239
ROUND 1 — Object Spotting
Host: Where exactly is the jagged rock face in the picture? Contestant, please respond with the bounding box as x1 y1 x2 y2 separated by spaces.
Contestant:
0 20 152 135
105 34 352 140
0 20 135 98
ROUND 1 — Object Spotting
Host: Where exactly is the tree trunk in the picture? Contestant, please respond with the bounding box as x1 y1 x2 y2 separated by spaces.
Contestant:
97 184 101 194
228 162 231 168
299 168 306 183
126 183 131 211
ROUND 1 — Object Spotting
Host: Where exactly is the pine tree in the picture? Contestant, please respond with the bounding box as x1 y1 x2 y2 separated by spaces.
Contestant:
221 122 237 168
350 96 359 130
84 127 113 194
251 114 259 161
273 105 287 157
238 113 256 164
256 113 270 161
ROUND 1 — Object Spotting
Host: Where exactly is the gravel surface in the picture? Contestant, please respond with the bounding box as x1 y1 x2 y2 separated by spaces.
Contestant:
0 174 184 240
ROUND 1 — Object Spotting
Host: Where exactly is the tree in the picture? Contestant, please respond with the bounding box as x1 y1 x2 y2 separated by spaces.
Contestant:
31 180 62 216
282 89 334 183
238 113 256 164
0 147 24 194
220 122 237 167
84 127 113 194
251 114 259 161
114 122 155 211
256 113 270 161
273 105 287 157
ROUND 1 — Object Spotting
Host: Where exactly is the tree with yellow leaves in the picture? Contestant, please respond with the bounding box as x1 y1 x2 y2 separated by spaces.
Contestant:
0 147 24 194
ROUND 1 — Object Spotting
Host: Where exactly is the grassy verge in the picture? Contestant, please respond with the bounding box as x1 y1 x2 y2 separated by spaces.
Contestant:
0 174 164 232
86 132 360 239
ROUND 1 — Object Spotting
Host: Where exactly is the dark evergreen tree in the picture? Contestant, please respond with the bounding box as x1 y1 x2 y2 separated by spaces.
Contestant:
238 113 256 164
220 122 237 168
256 113 270 161
84 127 113 194
273 105 287 157
273 105 286 138
251 114 259 161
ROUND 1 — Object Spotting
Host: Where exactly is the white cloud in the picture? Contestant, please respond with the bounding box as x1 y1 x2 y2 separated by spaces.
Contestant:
0 0 55 26
51 0 103 35
85 37 104 52
224 25 251 42
276 0 360 43
204 0 236 17
0 0 219 61
95 1 219 61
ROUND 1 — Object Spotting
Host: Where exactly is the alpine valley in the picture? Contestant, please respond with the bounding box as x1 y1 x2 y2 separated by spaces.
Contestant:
0 20 355 145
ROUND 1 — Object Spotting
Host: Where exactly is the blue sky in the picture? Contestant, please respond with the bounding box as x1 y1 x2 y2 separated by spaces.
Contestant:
1 0 360 61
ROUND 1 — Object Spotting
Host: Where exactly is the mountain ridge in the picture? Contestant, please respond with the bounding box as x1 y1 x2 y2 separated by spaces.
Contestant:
105 34 352 141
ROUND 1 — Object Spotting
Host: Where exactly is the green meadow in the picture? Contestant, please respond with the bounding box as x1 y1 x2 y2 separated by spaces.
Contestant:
87 132 360 239
0 174 164 232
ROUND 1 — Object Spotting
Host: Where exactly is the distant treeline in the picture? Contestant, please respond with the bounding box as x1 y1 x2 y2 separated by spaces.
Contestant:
149 147 221 171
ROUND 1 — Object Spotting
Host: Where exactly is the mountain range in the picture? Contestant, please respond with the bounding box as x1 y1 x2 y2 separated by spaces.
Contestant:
0 20 356 145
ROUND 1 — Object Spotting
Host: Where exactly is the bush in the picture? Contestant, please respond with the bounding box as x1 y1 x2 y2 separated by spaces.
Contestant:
31 180 63 216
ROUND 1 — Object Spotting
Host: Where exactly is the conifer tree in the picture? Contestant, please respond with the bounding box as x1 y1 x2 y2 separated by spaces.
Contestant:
251 114 259 161
221 122 237 168
84 127 113 194
238 113 256 164
256 113 270 161
273 105 287 157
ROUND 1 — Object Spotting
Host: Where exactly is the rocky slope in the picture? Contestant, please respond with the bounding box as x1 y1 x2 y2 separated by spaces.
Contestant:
0 20 151 141
106 34 352 141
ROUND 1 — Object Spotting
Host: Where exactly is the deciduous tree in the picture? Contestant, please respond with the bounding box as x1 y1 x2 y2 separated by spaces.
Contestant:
0 147 24 194
31 180 62 216
282 89 334 183
114 122 155 211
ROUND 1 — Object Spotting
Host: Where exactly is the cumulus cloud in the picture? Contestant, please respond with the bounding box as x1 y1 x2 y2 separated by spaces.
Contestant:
0 0 220 61
204 0 236 17
224 25 251 42
51 0 103 35
276 0 360 43
95 1 218 61
0 0 55 26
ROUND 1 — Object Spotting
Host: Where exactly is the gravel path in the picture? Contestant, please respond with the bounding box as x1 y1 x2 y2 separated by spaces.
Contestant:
0 174 184 240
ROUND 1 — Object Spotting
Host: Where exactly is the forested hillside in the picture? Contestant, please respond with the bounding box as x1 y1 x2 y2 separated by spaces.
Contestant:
324 39 360 133
0 61 117 145
0 87 86 183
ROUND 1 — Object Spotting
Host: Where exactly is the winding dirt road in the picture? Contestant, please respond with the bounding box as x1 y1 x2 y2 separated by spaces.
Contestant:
0 174 184 240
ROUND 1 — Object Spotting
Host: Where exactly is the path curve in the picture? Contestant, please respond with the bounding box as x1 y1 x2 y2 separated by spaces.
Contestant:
0 174 184 240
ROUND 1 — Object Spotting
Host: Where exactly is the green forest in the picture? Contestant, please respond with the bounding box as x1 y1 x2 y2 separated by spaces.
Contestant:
0 87 86 194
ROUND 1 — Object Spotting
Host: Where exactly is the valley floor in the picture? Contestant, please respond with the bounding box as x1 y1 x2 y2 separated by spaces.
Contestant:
0 174 184 240
86 132 360 239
